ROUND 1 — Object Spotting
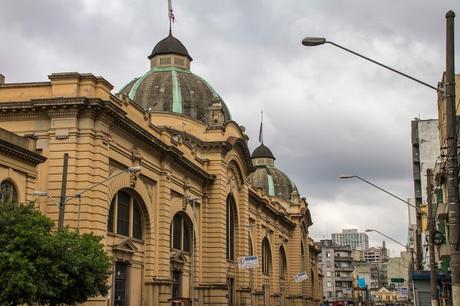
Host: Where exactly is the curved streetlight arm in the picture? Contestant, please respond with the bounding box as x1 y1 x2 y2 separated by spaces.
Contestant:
340 175 425 215
68 166 141 202
302 37 441 93
365 229 409 250
326 41 441 92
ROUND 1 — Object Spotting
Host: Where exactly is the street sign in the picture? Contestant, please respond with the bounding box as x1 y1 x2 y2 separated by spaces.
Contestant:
391 278 404 283
398 287 408 297
237 256 259 269
294 271 308 282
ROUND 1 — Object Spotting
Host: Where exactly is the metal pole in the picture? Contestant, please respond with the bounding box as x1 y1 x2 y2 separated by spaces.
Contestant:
77 194 81 232
58 153 69 230
191 198 195 306
427 168 438 306
445 10 460 306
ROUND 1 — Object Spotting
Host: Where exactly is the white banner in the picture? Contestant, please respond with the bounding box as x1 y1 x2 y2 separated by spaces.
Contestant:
294 271 308 282
237 256 259 269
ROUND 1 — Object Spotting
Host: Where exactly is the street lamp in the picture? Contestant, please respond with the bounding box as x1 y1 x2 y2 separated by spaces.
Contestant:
365 229 409 250
339 175 424 215
339 174 424 271
301 37 441 92
303 12 458 304
186 196 200 306
366 228 415 303
34 166 141 231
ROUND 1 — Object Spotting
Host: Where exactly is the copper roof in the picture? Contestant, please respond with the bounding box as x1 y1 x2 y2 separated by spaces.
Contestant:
251 143 275 160
148 34 193 61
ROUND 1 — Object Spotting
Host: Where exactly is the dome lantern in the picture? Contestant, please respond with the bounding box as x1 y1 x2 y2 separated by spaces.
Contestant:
148 33 193 70
251 143 275 167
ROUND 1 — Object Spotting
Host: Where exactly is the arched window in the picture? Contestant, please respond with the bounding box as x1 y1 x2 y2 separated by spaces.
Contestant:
226 194 236 260
107 190 143 240
170 213 192 252
0 180 18 203
301 241 305 270
279 246 287 280
311 268 315 294
262 238 271 275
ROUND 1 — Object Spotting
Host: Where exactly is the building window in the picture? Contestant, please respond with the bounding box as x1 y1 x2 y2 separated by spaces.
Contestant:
107 190 143 240
172 270 181 298
279 246 287 280
326 281 332 288
301 242 305 270
226 194 236 260
0 180 18 203
170 213 192 252
262 238 271 275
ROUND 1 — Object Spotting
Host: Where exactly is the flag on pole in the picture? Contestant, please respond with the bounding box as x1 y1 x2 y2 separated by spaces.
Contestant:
168 0 175 24
258 110 263 143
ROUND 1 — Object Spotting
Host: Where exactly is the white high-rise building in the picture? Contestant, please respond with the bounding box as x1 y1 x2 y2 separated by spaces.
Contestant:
332 229 369 251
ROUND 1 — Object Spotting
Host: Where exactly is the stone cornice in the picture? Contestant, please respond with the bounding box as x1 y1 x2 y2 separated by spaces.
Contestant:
0 139 47 165
0 97 214 182
248 189 296 228
162 127 254 174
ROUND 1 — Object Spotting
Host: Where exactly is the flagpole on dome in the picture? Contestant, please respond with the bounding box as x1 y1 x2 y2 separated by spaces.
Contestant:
259 110 264 144
168 0 175 35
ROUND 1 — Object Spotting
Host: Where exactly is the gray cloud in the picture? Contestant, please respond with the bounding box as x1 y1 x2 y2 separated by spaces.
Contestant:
1 0 459 254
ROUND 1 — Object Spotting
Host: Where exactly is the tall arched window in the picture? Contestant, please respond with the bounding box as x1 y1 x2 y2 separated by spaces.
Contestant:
170 213 192 252
301 242 305 270
279 246 287 280
226 194 236 260
107 190 143 240
262 238 271 275
0 180 17 203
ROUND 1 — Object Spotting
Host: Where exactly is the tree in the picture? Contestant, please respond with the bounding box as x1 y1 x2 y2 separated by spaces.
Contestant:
0 201 111 306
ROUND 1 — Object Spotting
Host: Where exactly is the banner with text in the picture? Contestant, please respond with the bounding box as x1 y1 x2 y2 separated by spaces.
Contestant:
237 256 259 269
294 271 308 282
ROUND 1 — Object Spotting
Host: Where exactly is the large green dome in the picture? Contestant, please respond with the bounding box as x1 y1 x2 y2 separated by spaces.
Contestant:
249 143 299 201
119 34 231 125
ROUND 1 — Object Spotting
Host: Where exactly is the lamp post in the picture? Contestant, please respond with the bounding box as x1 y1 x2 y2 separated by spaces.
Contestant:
34 166 141 231
366 229 414 304
339 174 425 271
303 12 457 304
187 196 200 306
365 229 409 251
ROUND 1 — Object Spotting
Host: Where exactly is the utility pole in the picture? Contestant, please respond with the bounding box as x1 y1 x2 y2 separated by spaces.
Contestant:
427 169 438 306
58 153 69 230
445 10 459 306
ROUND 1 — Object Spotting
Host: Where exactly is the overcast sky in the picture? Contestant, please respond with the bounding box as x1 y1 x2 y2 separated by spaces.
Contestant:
1 0 459 257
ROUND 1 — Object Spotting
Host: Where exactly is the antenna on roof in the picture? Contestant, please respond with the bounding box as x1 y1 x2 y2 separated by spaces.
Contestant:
258 109 264 144
168 0 175 35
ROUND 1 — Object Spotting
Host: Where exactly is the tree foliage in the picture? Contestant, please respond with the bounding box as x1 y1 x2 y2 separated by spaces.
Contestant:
0 201 111 306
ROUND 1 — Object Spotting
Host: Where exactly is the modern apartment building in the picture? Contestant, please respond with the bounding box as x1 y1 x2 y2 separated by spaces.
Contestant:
318 240 354 306
332 229 369 251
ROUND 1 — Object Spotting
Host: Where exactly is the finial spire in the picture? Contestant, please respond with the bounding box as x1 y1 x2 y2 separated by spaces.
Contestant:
168 0 175 35
258 109 264 144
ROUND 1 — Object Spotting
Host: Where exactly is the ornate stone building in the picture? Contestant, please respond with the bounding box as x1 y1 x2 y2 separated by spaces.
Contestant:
0 33 321 306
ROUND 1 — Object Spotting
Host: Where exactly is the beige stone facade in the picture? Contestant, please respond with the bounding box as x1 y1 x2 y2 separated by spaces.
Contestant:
0 36 322 306
0 127 46 203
